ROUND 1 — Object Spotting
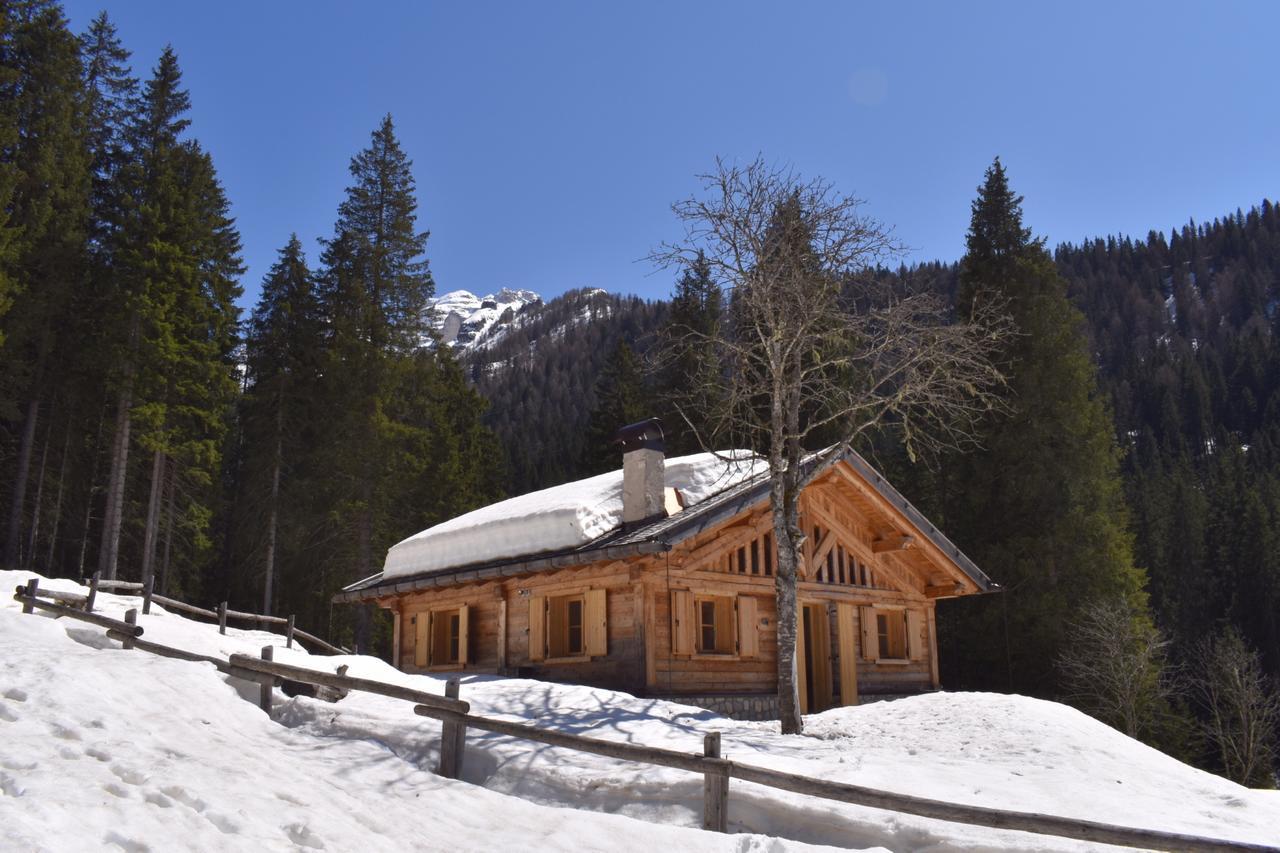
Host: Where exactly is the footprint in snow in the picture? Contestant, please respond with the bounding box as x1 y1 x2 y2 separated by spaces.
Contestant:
162 785 207 813
86 747 111 762
0 771 25 797
144 790 174 809
104 782 132 799
3 688 27 702
103 830 149 853
110 764 148 786
284 823 325 849
0 704 18 723
49 722 80 741
205 811 242 835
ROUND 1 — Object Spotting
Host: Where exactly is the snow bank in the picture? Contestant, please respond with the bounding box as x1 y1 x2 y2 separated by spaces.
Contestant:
383 451 765 580
3 570 1277 852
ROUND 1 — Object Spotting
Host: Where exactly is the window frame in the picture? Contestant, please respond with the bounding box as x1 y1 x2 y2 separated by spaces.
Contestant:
548 592 588 660
693 594 736 655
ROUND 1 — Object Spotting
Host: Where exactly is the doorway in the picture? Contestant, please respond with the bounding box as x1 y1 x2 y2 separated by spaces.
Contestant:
797 602 832 713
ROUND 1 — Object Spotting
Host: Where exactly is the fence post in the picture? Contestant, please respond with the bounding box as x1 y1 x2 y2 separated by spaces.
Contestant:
259 646 274 715
703 731 728 832
286 615 295 649
437 678 467 779
123 609 138 650
22 578 38 614
218 601 228 635
142 576 154 615
85 572 99 613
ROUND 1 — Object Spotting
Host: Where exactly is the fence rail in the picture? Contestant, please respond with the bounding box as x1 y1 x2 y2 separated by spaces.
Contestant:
79 575 346 655
10 578 1272 853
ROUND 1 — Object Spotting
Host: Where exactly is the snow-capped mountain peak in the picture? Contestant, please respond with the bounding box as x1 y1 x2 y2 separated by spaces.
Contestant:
431 288 542 350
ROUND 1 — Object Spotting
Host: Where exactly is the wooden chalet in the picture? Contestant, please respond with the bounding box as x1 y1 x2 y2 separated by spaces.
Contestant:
335 422 996 719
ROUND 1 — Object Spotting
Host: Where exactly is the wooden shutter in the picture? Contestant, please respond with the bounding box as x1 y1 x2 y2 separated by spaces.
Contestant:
529 596 546 662
906 609 924 662
736 596 759 659
458 605 470 665
860 606 879 661
713 597 734 653
585 589 607 657
671 589 694 656
414 613 429 667
837 603 859 706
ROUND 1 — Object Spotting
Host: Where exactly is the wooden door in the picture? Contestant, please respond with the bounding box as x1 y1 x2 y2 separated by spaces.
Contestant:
799 603 832 713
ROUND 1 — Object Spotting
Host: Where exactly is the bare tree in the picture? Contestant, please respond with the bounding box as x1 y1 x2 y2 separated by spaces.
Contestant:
651 158 1012 733
1188 629 1280 786
1057 597 1179 739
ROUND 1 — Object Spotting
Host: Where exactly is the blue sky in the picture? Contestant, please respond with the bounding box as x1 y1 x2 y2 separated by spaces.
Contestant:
61 1 1279 309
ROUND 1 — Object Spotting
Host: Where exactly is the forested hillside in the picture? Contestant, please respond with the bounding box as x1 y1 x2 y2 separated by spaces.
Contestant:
0 5 499 648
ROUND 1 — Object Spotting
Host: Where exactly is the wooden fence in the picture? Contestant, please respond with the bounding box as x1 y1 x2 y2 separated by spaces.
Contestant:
10 579 1273 853
78 574 347 655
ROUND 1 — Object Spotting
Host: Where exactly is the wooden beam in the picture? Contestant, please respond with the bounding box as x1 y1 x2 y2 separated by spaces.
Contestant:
810 529 836 574
830 463 975 593
872 533 915 554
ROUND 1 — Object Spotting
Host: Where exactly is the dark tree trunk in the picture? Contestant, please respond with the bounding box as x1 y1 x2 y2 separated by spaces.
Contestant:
160 459 176 596
5 398 40 569
45 416 73 573
23 413 54 569
98 378 134 580
77 403 108 578
139 447 165 588
262 401 283 615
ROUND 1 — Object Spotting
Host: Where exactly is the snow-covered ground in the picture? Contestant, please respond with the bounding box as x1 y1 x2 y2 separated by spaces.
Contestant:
2 571 1277 852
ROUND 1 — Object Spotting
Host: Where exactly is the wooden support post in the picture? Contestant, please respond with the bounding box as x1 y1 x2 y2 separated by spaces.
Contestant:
702 731 729 832
123 610 138 650
22 579 38 614
285 614 295 649
85 572 99 613
142 576 154 615
259 646 274 714
218 601 228 635
437 678 467 779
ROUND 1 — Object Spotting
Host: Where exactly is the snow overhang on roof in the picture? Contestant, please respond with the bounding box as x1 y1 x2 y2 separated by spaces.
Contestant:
334 447 995 604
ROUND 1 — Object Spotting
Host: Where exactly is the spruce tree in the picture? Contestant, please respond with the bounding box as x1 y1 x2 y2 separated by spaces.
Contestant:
583 340 651 473
242 235 321 613
940 159 1150 696
660 251 722 455
1 0 90 570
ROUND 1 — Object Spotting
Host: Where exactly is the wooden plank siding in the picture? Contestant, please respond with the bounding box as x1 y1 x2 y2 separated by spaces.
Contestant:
375 461 955 707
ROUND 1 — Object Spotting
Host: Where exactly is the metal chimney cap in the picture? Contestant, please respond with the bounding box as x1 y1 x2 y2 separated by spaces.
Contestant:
613 417 665 453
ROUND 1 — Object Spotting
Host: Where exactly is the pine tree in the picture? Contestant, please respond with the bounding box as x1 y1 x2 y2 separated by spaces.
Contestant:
940 158 1150 696
1 0 90 570
241 235 321 613
660 251 722 455
316 115 436 648
583 340 651 473
96 47 242 586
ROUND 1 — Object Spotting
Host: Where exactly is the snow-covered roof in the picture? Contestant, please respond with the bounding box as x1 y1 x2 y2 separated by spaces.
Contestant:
382 452 765 582
338 446 995 603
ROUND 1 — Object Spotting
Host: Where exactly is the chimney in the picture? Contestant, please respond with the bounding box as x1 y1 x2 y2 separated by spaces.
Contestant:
614 418 666 530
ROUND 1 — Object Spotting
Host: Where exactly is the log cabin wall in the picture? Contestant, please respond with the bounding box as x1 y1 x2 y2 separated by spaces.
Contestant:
387 558 645 692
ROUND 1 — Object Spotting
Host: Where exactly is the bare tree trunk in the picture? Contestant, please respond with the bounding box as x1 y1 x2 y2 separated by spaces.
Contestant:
771 376 805 735
23 413 53 570
77 403 108 577
139 447 165 589
4 398 40 569
45 416 73 573
98 377 134 580
160 458 176 596
262 401 283 615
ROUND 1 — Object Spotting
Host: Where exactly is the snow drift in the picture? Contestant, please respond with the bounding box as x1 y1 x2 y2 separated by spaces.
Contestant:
2 570 1277 852
383 451 765 580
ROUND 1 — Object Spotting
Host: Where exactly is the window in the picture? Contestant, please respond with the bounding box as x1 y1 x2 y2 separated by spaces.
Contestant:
860 606 925 663
548 593 585 658
529 589 607 661
876 611 907 660
672 590 757 657
413 605 469 668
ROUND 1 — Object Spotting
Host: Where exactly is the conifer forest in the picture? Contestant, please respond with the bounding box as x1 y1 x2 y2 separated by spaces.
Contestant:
3 3 1278 784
